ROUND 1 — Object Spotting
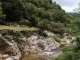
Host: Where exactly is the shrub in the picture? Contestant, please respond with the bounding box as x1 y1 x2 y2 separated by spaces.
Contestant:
13 32 25 39
21 31 30 38
38 20 52 31
50 36 61 42
1 30 9 36
67 35 72 39
50 22 66 36
62 46 76 53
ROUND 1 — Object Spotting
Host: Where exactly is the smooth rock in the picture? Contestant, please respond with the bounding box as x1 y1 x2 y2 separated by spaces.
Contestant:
4 57 13 60
2 54 9 59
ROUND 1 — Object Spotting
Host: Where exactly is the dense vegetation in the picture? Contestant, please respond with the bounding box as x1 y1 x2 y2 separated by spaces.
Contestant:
0 0 80 60
0 0 71 36
53 36 80 60
53 2 80 60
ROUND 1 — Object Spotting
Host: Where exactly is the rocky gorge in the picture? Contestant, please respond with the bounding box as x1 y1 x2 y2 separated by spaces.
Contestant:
0 29 71 60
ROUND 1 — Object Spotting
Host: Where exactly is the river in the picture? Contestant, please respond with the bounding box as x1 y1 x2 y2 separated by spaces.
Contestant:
20 48 62 60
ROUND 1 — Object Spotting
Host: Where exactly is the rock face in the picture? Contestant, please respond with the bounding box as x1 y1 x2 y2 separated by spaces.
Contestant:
44 30 55 36
0 35 21 60
0 30 63 60
27 35 60 53
20 35 61 60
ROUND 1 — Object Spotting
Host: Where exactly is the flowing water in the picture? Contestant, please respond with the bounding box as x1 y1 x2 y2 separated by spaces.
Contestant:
20 48 62 60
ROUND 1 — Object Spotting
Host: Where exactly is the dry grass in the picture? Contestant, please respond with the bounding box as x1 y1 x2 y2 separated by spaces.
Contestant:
0 25 38 31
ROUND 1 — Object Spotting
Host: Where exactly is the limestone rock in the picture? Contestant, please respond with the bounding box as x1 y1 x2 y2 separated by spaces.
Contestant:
2 54 9 59
4 57 13 60
27 35 60 53
44 30 54 36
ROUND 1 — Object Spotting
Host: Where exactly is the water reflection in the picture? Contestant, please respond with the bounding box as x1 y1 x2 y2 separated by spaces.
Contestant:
20 54 47 60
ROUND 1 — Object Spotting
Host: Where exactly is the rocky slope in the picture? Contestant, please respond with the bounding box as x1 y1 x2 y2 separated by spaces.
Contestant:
0 29 71 60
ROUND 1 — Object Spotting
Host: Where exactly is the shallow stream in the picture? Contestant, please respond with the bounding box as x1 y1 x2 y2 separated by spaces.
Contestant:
20 48 62 60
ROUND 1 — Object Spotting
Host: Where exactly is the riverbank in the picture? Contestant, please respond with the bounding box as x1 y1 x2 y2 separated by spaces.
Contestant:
0 29 71 60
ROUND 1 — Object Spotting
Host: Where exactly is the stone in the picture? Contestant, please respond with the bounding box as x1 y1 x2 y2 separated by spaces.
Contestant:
43 30 54 36
11 56 20 60
4 57 13 60
2 54 9 59
0 54 2 59
0 59 3 60
27 35 60 53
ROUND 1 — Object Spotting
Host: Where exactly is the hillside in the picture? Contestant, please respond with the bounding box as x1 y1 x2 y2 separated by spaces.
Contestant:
0 0 72 36
0 0 77 60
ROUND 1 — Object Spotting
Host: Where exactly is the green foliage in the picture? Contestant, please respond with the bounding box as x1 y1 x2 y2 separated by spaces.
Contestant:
53 36 80 60
50 22 66 36
21 31 30 38
70 18 80 36
67 35 72 39
69 2 80 36
0 2 5 20
53 51 78 60
38 20 52 31
1 29 9 36
1 0 24 21
50 36 61 42
53 46 80 60
62 46 76 53
0 0 71 34
40 32 47 37
72 36 80 50
13 32 23 38
73 2 80 15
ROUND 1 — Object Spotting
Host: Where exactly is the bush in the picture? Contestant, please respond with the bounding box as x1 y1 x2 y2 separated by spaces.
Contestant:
12 32 25 39
1 30 9 36
53 45 80 60
62 46 76 53
38 20 52 31
50 36 61 42
53 51 76 60
20 31 30 38
67 35 72 39
50 22 66 36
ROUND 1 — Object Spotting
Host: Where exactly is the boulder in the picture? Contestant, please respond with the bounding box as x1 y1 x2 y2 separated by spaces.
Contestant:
2 54 9 59
4 57 13 60
27 35 60 53
18 19 31 26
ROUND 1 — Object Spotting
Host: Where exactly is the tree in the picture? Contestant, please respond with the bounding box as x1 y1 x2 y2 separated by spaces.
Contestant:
2 0 24 21
70 2 80 36
0 0 71 36
74 2 80 16
0 2 5 20
53 2 80 60
38 20 52 32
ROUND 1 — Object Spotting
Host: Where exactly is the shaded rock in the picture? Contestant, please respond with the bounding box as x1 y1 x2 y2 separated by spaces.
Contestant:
0 54 2 59
0 36 21 60
0 59 3 60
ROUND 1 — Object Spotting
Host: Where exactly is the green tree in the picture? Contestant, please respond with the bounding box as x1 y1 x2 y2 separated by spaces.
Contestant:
53 2 80 60
1 0 24 21
38 20 52 32
0 2 5 20
0 0 71 36
70 2 80 36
